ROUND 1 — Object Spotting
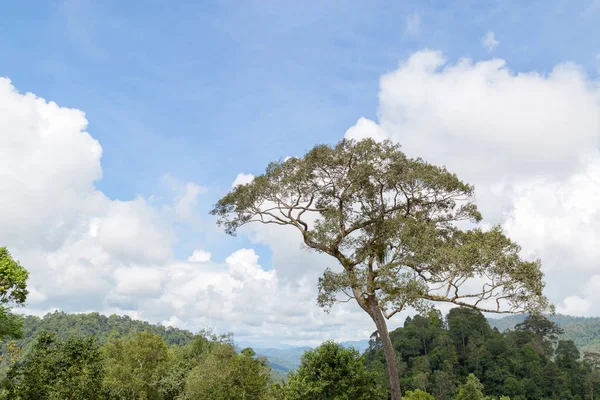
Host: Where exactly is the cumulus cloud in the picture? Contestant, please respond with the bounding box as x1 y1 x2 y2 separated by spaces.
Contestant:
503 155 600 271
482 32 499 51
344 50 600 315
0 78 103 252
0 78 374 346
4 46 600 348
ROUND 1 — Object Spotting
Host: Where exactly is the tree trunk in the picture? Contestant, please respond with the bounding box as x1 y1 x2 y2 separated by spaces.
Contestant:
368 298 402 400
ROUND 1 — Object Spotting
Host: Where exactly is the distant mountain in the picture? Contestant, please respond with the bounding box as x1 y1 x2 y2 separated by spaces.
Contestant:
8 311 194 351
488 314 600 351
341 339 370 353
252 347 310 375
252 340 370 375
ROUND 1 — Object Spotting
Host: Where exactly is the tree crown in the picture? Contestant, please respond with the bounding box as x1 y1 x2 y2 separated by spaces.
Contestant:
212 139 549 317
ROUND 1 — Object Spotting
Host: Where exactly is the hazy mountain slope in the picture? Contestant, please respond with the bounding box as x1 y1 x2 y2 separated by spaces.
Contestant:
488 314 600 351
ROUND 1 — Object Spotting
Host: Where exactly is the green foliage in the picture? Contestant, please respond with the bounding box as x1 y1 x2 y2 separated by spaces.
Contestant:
286 341 385 400
404 388 435 399
455 374 485 400
103 331 172 400
182 344 272 400
0 311 195 368
490 313 600 353
364 308 593 400
0 307 594 400
2 332 104 399
0 248 29 342
515 314 564 341
0 248 28 307
0 308 24 343
211 139 548 316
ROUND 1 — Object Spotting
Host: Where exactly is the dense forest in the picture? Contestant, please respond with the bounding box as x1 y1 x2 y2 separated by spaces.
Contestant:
365 308 600 400
0 308 598 399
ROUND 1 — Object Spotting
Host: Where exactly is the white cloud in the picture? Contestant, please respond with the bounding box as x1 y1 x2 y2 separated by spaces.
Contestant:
0 78 374 346
345 117 388 142
503 155 600 270
188 249 211 263
557 296 591 316
114 266 167 296
4 47 600 348
555 275 600 316
232 173 255 188
405 12 421 35
0 78 103 252
482 32 499 51
344 50 600 315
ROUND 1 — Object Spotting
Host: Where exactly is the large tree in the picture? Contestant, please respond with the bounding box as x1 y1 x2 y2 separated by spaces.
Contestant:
211 139 549 400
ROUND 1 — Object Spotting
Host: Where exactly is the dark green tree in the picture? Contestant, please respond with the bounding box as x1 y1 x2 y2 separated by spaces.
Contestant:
515 314 563 356
286 341 385 400
431 370 456 400
555 340 585 398
447 308 491 353
211 139 549 400
2 332 104 399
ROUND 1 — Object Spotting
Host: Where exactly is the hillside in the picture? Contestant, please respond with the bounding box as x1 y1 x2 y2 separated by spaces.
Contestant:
0 312 308 377
489 313 600 351
1 312 195 356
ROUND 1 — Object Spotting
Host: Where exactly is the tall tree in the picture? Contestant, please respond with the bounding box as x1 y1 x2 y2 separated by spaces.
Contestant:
515 314 564 341
211 139 549 400
515 314 563 356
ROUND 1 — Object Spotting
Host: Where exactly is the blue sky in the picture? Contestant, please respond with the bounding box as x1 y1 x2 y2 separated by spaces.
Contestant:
1 0 600 344
2 0 598 265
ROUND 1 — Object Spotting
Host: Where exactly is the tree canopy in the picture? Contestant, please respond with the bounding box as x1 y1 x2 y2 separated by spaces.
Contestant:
212 138 549 399
286 341 384 400
212 139 548 316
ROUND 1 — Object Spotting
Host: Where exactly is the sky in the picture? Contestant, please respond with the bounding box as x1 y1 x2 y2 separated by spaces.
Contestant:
0 0 599 347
